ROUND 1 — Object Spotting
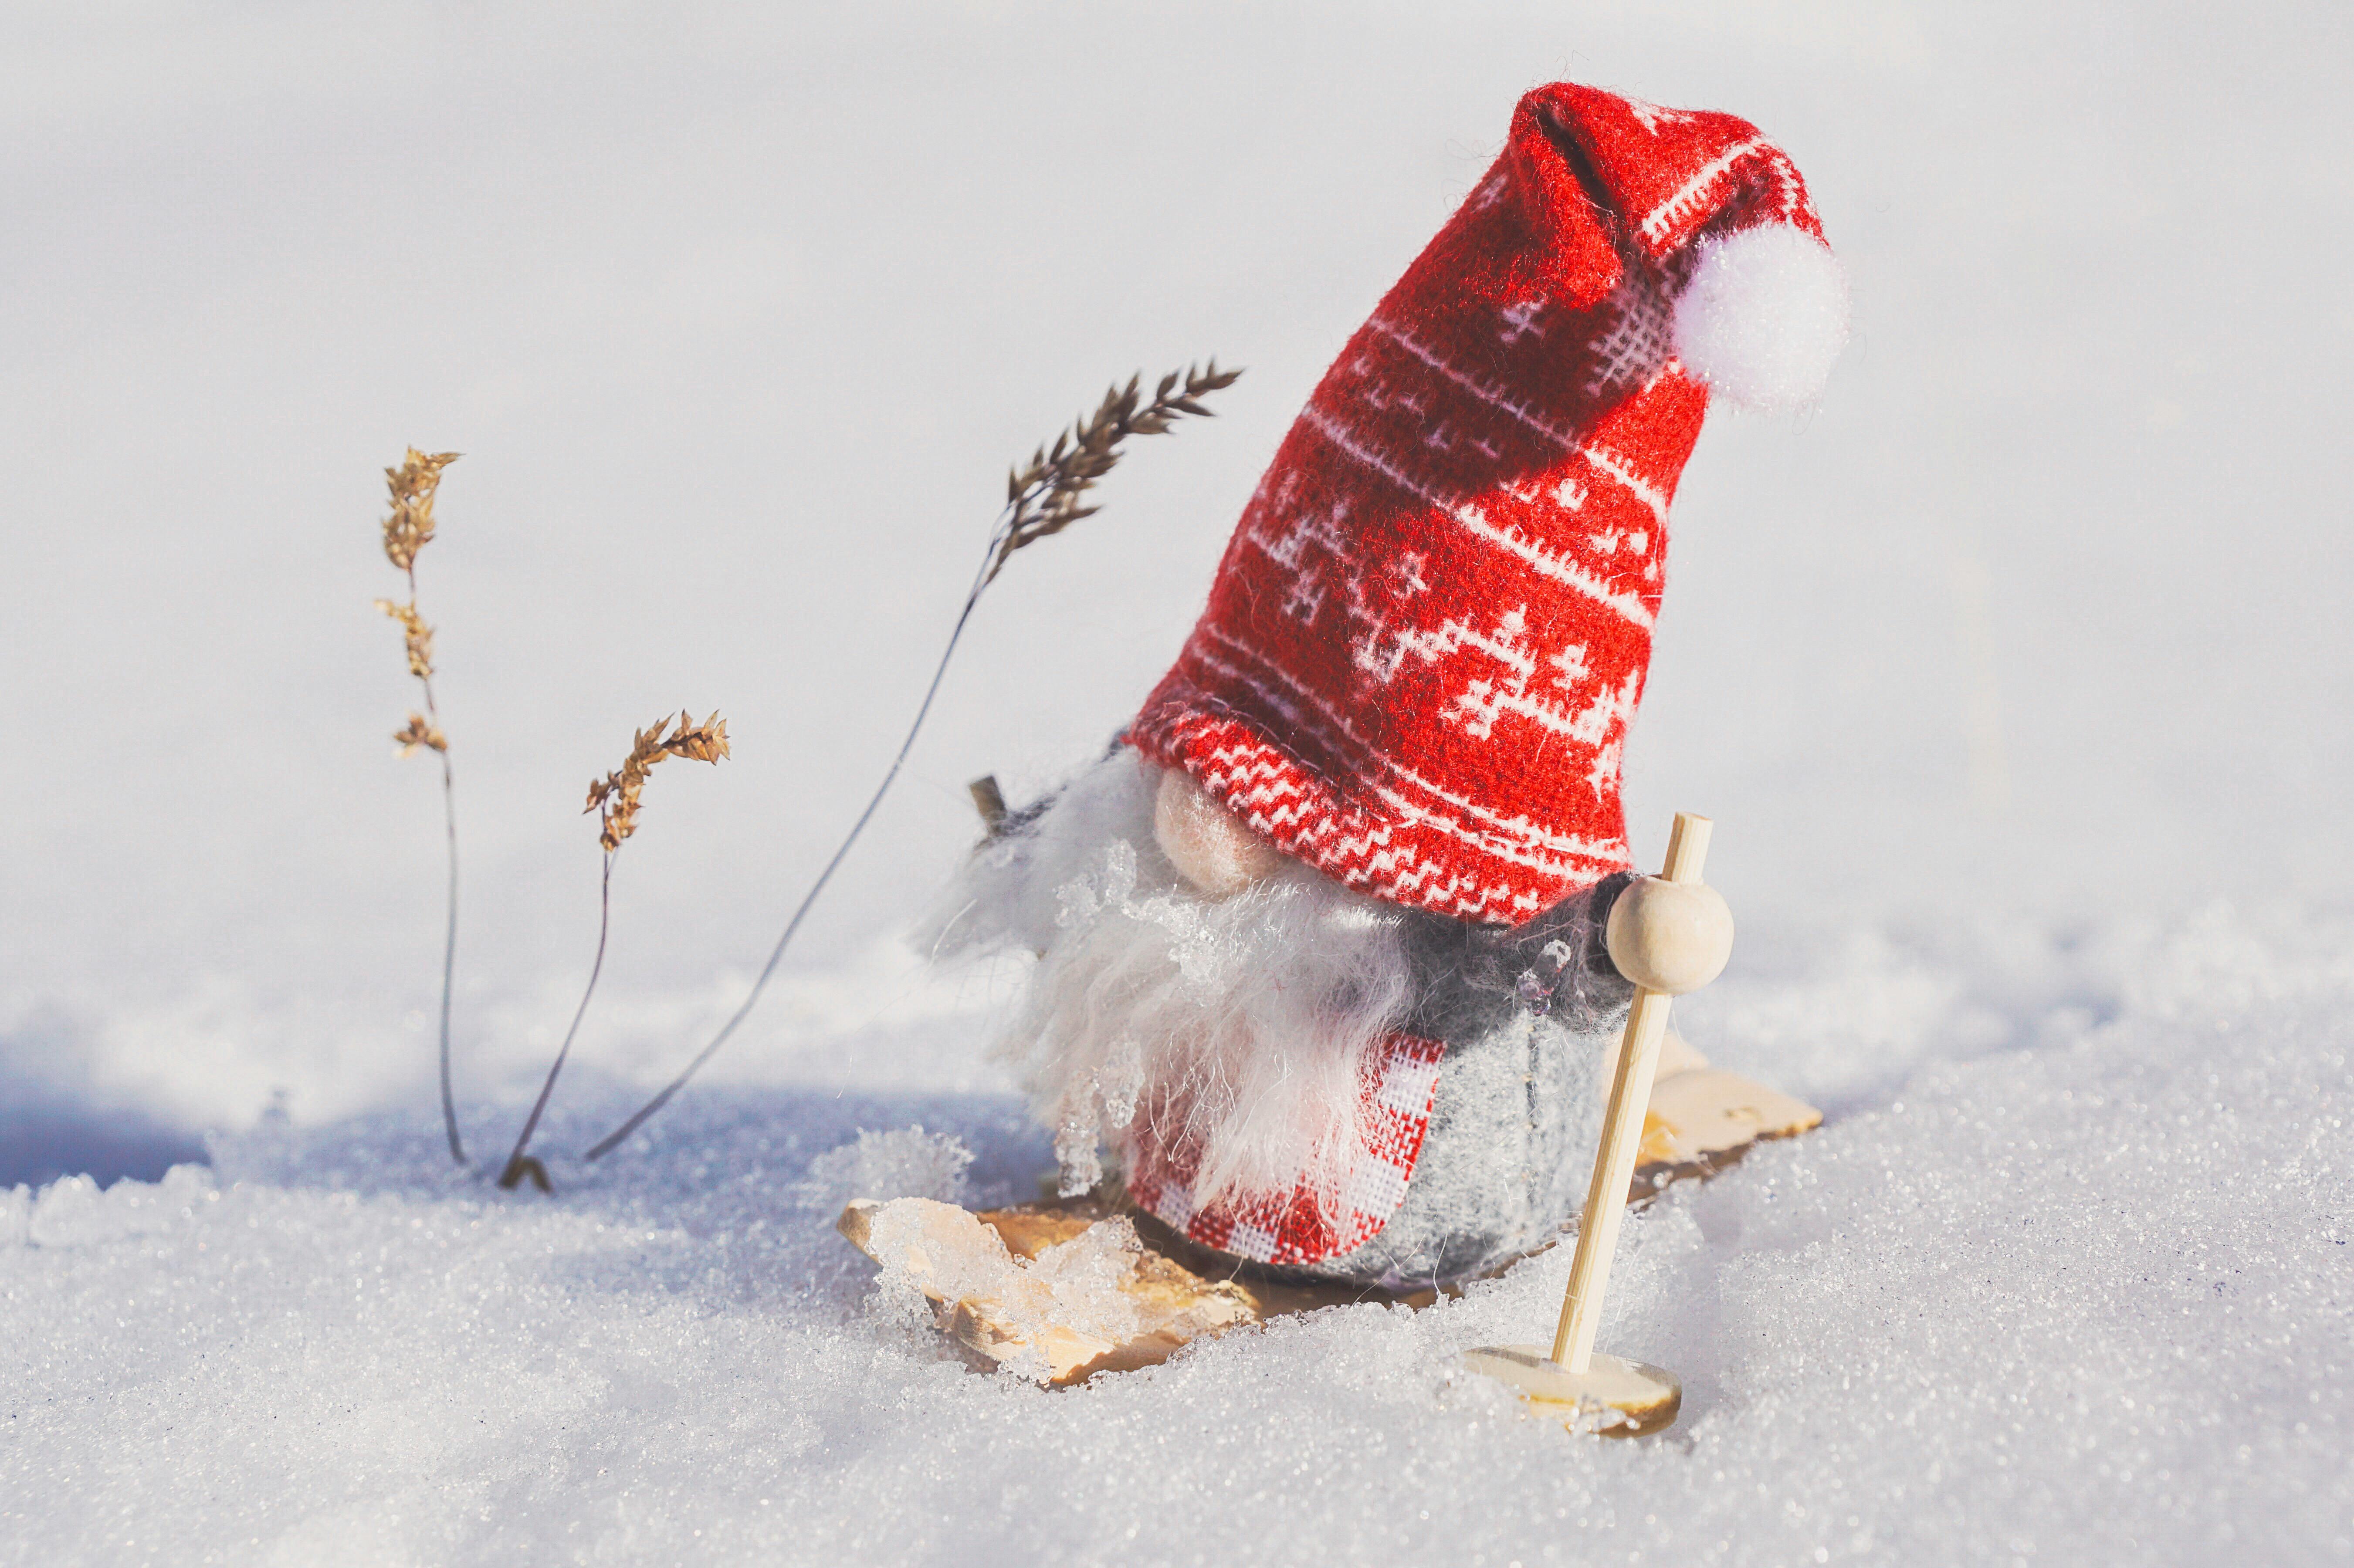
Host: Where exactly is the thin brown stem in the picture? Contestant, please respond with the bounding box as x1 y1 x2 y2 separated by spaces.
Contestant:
406 563 467 1166
435 750 463 1163
500 851 614 1191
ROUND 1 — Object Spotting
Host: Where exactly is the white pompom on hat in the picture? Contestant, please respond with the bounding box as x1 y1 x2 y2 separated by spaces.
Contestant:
1672 222 1849 412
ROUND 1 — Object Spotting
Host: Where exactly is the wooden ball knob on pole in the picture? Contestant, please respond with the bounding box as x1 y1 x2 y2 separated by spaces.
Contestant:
1462 811 1721 1436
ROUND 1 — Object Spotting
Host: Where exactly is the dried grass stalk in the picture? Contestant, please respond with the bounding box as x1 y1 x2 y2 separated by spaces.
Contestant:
500 711 730 1191
375 447 467 1165
582 359 1240 1162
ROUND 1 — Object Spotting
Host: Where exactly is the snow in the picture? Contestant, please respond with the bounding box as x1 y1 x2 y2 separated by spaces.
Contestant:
4 1 2353 1562
7 912 2348 1563
797 1126 978 1213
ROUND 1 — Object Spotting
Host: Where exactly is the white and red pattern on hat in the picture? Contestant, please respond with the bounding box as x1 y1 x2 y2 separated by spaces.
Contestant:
1131 81 1845 927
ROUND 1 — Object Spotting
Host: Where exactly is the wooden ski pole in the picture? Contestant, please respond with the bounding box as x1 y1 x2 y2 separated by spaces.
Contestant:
1461 811 1721 1435
1551 810 1710 1372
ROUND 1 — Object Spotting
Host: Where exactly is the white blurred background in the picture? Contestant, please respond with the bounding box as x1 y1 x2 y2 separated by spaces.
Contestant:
3 1 2348 1152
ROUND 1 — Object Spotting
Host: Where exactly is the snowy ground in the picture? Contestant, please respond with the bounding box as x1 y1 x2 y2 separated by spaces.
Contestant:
9 909 2349 1564
5 2 2353 1563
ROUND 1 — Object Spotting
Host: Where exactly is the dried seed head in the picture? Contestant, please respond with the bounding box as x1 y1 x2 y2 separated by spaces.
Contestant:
393 714 448 755
584 710 730 851
989 359 1240 583
374 598 436 680
381 448 461 573
662 710 730 764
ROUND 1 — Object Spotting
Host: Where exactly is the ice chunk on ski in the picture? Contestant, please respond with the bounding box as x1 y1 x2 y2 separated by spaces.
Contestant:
837 1197 1255 1384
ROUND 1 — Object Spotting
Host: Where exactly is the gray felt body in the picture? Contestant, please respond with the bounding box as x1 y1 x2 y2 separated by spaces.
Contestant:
1270 879 1635 1290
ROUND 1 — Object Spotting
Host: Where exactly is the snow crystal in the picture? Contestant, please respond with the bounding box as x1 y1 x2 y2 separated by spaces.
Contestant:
860 1198 1156 1379
1023 1216 1157 1340
796 1125 975 1209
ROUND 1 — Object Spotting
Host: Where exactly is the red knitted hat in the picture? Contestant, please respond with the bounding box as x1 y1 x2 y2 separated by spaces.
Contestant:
1130 82 1844 925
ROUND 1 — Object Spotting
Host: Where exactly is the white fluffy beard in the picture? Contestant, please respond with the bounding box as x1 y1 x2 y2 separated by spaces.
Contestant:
927 750 1416 1212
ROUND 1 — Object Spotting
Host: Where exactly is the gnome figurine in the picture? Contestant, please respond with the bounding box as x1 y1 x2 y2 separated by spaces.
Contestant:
935 82 1846 1290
